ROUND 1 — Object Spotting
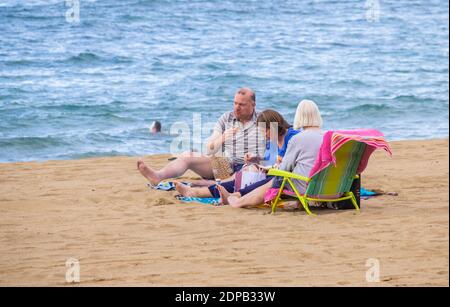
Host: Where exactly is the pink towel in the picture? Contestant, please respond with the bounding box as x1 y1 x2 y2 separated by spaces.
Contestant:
309 129 392 178
264 188 297 203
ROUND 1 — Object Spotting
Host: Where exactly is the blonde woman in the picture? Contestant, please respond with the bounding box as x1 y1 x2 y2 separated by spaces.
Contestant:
218 99 325 208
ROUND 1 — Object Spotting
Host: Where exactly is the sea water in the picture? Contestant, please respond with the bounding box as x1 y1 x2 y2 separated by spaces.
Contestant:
0 0 448 162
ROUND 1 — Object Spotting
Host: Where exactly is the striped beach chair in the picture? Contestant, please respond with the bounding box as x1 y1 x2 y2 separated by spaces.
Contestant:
268 140 366 215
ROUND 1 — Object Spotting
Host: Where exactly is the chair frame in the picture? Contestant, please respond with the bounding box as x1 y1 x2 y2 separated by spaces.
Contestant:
267 169 360 215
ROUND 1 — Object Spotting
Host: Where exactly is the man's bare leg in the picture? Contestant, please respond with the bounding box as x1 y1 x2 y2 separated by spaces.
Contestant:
174 182 212 198
137 156 214 185
228 180 273 208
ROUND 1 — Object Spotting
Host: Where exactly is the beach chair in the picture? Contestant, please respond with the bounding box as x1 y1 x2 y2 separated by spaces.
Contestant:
268 140 366 215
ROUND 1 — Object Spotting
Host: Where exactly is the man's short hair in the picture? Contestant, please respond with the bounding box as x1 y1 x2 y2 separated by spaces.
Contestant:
237 88 256 103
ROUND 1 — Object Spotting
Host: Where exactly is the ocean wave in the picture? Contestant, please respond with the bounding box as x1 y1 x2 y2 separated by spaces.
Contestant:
0 94 16 101
62 53 133 65
118 14 147 22
66 52 101 63
38 101 128 114
79 150 128 159
391 95 436 104
331 79 370 87
62 150 131 160
346 104 394 112
3 59 37 67
4 13 62 21
0 0 62 8
0 136 69 149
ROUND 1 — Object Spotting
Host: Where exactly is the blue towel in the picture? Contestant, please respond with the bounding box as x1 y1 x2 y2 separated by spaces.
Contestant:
175 195 221 205
361 187 378 197
147 182 191 191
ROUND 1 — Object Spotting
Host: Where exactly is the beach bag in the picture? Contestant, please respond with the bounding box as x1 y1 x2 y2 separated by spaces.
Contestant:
211 156 234 180
234 164 267 192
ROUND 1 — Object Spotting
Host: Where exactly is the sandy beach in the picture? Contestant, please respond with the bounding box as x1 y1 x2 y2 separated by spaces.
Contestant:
0 139 448 286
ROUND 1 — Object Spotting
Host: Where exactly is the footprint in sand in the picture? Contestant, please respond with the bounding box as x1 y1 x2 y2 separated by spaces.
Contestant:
146 197 174 207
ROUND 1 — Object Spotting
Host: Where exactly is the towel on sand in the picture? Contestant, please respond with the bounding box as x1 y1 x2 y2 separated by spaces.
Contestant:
147 182 191 191
175 195 221 205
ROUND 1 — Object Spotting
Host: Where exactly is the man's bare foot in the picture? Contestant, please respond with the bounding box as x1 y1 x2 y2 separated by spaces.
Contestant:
174 181 194 197
217 185 231 205
137 159 161 186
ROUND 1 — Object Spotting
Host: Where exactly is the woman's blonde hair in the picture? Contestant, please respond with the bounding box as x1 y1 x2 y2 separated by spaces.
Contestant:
293 99 323 130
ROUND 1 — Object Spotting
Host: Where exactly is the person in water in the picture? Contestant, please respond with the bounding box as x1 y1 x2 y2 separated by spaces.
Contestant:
150 121 162 134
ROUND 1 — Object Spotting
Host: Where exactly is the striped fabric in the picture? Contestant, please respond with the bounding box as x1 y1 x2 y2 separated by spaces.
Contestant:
310 129 392 178
306 141 366 197
212 111 266 165
331 133 390 154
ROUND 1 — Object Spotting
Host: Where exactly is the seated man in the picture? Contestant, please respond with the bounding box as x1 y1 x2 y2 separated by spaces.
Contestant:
137 88 265 185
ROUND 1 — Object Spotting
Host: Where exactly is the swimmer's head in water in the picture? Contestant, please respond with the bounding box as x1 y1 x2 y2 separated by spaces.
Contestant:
150 121 162 133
